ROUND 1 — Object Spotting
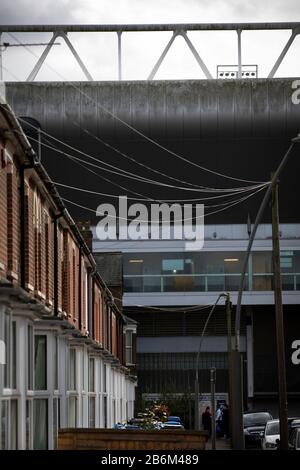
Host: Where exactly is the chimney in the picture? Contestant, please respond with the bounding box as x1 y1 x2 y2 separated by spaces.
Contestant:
76 220 93 251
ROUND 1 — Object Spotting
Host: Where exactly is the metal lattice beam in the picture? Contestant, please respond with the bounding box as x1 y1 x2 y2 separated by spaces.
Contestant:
148 32 177 80
1 22 300 32
180 31 212 79
1 22 299 81
26 32 59 81
26 31 93 81
268 29 299 78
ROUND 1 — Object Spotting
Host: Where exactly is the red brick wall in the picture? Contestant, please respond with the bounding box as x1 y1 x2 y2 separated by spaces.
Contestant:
107 307 112 353
0 142 126 364
40 207 46 297
62 230 80 328
34 226 39 290
44 211 54 306
7 162 20 282
47 216 54 306
99 290 103 346
103 302 108 350
74 247 79 327
62 229 69 315
0 147 7 275
102 300 105 349
118 319 124 365
24 182 35 291
93 283 102 345
94 288 99 343
81 263 87 334
31 189 46 298
57 225 63 312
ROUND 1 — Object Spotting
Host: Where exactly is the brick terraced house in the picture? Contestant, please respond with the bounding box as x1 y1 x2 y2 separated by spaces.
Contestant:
0 96 136 449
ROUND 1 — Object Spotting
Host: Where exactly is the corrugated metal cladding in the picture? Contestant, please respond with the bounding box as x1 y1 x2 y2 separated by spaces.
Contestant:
6 79 300 223
124 308 245 336
137 353 233 394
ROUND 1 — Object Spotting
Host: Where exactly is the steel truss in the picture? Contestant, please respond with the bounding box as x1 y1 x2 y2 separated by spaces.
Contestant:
0 22 299 81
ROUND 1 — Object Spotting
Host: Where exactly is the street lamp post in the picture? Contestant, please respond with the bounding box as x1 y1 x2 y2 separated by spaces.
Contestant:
271 179 289 449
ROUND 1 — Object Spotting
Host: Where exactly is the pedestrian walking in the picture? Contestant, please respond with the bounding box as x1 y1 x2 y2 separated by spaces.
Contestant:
216 405 223 437
221 403 230 439
202 406 212 436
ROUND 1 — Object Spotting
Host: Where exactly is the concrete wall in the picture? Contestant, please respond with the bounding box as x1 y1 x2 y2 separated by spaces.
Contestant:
137 336 247 353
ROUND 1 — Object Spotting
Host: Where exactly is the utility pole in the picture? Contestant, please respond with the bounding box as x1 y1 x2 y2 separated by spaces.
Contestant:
271 177 289 450
233 137 300 450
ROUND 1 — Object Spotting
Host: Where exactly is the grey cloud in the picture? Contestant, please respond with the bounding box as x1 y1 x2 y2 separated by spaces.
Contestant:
0 0 82 24
1 0 300 25
189 0 300 21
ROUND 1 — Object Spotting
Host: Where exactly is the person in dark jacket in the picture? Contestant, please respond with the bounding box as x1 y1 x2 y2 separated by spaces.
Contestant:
202 406 212 435
221 403 230 439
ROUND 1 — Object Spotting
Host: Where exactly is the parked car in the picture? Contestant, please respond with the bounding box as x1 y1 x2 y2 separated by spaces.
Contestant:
243 411 273 448
162 416 184 430
162 422 185 430
289 418 300 430
289 427 300 450
261 419 279 450
125 424 142 430
262 418 300 450
167 416 182 424
113 422 126 430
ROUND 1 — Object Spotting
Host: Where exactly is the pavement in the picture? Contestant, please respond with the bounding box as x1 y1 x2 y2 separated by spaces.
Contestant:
206 438 231 450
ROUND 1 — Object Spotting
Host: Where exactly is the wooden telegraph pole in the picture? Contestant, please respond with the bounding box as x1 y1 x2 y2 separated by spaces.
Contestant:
271 177 289 450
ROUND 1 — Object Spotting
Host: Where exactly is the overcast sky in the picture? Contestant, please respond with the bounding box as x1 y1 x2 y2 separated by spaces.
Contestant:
1 0 300 80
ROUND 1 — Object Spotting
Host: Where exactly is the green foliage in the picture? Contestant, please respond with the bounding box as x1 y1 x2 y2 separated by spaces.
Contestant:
134 392 195 429
135 402 169 429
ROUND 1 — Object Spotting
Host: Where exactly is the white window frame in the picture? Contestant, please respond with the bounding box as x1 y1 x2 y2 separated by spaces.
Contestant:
125 328 135 366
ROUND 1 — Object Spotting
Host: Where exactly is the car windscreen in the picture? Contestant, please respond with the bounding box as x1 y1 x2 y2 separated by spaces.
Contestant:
243 413 272 427
266 422 279 436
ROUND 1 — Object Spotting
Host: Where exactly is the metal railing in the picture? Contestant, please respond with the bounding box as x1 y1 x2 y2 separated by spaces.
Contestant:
123 272 300 293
